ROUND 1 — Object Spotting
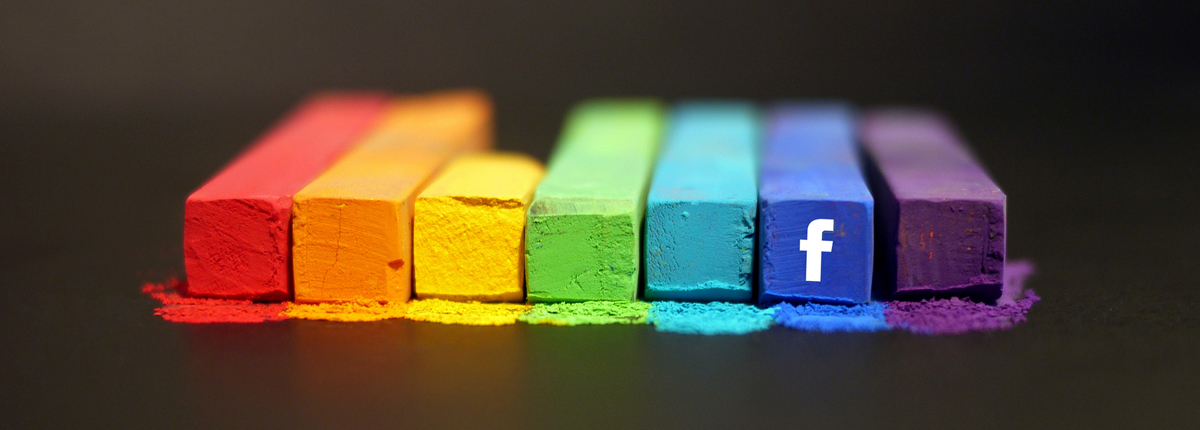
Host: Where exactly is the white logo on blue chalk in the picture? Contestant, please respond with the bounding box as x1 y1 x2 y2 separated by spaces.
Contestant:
799 219 834 282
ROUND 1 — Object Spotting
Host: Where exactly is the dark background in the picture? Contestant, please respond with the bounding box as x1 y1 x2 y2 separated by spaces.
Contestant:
2 1 1198 428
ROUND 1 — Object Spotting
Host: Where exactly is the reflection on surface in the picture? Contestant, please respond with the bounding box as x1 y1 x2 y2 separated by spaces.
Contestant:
178 316 886 428
182 319 533 427
293 319 532 428
524 324 655 428
181 322 301 428
176 316 1009 429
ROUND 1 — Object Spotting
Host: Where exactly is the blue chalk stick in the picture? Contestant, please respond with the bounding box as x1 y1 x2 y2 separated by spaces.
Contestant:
758 103 873 305
644 101 759 302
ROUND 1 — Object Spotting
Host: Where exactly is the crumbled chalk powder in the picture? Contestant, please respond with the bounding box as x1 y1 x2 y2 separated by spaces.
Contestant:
142 279 287 323
648 301 774 335
884 290 1040 335
771 302 890 333
144 260 1040 334
284 300 408 322
405 299 531 326
883 260 1039 335
519 301 651 325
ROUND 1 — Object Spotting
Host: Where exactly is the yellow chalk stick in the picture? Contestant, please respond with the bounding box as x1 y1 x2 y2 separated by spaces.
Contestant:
292 90 494 304
414 152 545 302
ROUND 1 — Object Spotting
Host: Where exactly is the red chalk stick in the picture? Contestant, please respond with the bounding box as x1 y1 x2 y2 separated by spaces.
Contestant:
183 92 390 301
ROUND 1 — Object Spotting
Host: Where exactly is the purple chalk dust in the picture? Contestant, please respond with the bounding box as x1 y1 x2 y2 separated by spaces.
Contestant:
884 260 1039 335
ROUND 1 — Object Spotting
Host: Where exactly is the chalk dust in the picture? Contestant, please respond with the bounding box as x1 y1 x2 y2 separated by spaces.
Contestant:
141 278 287 323
284 300 408 322
519 301 651 325
404 299 531 326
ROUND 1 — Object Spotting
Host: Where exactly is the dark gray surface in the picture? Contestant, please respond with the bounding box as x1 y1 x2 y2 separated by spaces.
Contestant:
2 1 1198 428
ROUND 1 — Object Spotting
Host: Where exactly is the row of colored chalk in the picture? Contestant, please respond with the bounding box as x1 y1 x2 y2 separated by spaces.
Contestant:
526 99 1004 305
183 90 1005 308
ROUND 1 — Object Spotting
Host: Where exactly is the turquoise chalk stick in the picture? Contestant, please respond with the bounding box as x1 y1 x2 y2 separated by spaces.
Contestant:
644 101 759 302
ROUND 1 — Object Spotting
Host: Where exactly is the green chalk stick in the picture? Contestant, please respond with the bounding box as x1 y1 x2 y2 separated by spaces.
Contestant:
525 99 666 302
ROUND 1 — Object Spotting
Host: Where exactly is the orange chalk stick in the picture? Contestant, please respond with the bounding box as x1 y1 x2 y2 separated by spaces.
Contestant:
292 90 494 304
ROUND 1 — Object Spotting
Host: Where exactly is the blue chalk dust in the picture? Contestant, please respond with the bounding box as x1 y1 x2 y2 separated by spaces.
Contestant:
648 301 775 335
771 302 890 333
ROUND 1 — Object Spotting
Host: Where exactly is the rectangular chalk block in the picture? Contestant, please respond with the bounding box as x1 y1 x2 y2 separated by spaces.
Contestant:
525 100 666 302
183 92 389 301
758 103 874 305
861 108 1005 302
644 101 758 302
292 90 493 304
413 152 545 302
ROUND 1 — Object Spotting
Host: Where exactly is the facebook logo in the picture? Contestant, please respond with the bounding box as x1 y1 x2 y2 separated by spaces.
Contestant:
798 219 834 282
757 198 872 305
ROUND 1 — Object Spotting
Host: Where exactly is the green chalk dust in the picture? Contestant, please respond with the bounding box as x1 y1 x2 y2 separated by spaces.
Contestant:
519 301 651 326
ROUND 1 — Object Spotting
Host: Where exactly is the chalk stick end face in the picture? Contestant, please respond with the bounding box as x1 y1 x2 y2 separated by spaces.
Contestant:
644 200 755 302
183 197 292 301
413 196 527 302
758 199 873 305
525 211 639 302
291 196 410 304
889 197 1005 303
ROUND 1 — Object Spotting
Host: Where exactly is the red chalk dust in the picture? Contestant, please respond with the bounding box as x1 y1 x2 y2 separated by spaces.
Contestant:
141 278 288 323
883 260 1040 335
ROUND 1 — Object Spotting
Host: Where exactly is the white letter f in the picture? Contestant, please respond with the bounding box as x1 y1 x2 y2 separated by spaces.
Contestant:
798 219 834 282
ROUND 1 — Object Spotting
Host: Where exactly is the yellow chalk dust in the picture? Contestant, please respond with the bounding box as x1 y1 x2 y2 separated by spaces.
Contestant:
405 299 532 326
283 300 409 322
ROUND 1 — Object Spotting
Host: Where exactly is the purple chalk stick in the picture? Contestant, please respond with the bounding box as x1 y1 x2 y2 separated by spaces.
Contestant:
862 109 1006 302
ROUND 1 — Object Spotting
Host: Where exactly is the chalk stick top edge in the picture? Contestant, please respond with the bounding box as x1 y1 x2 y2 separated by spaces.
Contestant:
552 99 665 152
293 148 456 201
861 108 1004 201
294 91 495 201
759 104 872 202
762 103 858 160
187 92 391 201
378 90 494 150
758 179 873 203
528 198 641 216
417 152 545 201
384 89 492 122
649 101 759 204
534 99 665 207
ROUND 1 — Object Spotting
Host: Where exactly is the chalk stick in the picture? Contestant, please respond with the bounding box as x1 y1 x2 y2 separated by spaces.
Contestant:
413 152 545 302
291 90 493 304
758 103 874 305
183 92 389 301
861 108 1005 302
383 90 494 151
525 100 666 302
644 101 758 302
